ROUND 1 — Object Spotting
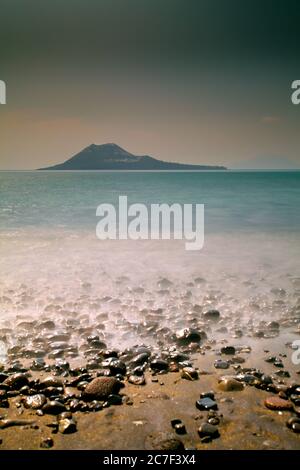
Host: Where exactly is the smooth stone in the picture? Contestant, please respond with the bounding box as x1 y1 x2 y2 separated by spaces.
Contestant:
40 437 54 448
4 373 29 390
291 423 300 433
174 423 186 435
128 375 146 386
102 358 126 375
59 418 77 434
24 394 47 410
175 328 203 345
275 370 290 378
150 359 169 371
286 417 300 429
198 423 220 439
105 394 123 406
202 310 220 320
214 359 230 370
264 396 293 411
83 377 122 400
221 346 236 355
218 377 244 391
196 397 218 411
181 367 199 381
42 400 66 415
40 376 63 388
130 353 150 367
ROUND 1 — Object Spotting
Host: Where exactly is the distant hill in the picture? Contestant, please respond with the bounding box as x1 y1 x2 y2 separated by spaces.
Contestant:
39 143 227 171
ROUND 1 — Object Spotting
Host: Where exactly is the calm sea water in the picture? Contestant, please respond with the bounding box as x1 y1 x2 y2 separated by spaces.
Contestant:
0 170 299 349
0 170 300 233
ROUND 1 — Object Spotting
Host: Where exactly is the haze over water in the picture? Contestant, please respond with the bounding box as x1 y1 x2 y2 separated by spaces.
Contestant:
0 170 300 351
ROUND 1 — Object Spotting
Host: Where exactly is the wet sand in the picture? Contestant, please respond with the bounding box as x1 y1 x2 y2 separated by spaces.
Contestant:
1 329 300 450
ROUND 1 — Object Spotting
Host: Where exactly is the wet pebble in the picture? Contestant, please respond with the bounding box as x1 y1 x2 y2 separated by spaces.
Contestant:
40 376 64 388
264 396 293 411
202 309 220 321
3 373 29 390
221 346 236 355
218 377 244 391
181 367 198 381
196 397 218 411
150 359 169 372
83 377 122 400
59 418 77 434
198 423 220 439
40 437 54 448
214 359 230 370
175 328 203 345
128 375 146 386
24 394 47 410
42 400 66 415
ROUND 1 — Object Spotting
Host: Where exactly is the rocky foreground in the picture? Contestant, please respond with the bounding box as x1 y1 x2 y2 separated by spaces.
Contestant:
0 311 300 450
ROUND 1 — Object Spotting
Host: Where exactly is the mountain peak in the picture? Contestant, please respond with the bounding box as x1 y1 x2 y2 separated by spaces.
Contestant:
39 143 227 171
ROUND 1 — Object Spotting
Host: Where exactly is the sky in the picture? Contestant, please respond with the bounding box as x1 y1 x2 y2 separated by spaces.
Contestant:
0 0 300 170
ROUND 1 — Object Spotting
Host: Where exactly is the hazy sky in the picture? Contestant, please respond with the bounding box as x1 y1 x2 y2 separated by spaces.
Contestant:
0 0 300 169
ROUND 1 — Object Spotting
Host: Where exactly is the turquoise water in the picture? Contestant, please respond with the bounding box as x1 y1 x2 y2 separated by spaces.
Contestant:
0 170 300 234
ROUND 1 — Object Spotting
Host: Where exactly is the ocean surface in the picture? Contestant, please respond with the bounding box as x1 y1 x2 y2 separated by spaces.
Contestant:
0 170 300 352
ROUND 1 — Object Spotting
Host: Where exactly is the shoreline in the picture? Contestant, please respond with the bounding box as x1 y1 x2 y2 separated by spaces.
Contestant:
0 326 300 450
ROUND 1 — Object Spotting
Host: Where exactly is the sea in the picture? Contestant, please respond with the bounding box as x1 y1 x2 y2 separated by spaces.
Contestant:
0 170 299 352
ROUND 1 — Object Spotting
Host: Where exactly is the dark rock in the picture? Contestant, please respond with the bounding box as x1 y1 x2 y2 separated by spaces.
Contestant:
40 376 63 388
4 373 29 390
150 359 169 371
175 328 204 345
275 370 290 378
83 377 122 400
88 400 103 411
0 400 9 408
198 423 220 439
69 399 81 412
102 358 126 375
196 397 218 411
291 422 300 433
42 400 66 415
105 394 123 406
0 373 8 383
174 423 186 435
286 417 300 429
202 310 220 321
171 419 182 428
130 353 150 367
214 359 230 370
221 346 236 355
40 437 54 448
